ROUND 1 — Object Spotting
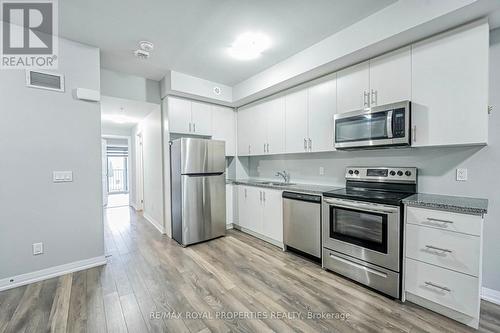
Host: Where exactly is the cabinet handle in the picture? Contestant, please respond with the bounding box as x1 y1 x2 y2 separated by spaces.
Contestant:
424 281 451 293
412 125 416 142
371 89 377 105
308 138 312 151
304 138 307 151
193 123 196 132
244 188 247 198
189 123 192 132
264 143 266 153
266 143 270 153
426 217 454 224
263 191 266 202
259 191 262 202
425 245 452 253
248 145 251 155
363 91 369 107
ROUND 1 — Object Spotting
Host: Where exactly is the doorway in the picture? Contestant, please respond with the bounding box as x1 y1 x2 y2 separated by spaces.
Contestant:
103 136 131 208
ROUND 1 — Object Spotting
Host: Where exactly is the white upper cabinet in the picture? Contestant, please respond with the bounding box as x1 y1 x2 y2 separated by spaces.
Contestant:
337 61 370 113
308 78 337 152
237 98 285 156
411 21 488 147
212 105 236 156
285 89 309 153
191 101 212 136
168 97 213 136
168 97 191 134
264 97 285 154
237 107 253 156
369 46 411 106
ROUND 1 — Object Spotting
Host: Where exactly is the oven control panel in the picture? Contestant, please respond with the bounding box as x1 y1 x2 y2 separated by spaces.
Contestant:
346 167 417 183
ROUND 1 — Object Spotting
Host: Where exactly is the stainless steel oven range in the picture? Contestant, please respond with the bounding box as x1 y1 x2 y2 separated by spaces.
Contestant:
322 167 417 298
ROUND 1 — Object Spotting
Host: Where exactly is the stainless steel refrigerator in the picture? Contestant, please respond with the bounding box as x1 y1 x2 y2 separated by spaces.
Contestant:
170 138 226 246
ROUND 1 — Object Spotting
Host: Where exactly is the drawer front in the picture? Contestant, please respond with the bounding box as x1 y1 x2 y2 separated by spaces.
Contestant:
406 224 480 276
405 258 479 317
323 248 400 298
406 206 482 236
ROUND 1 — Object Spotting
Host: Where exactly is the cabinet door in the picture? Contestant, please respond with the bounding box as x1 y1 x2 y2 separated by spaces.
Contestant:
237 107 252 156
285 90 309 153
308 78 337 152
226 184 233 226
168 97 191 134
191 101 212 136
237 186 250 229
337 61 369 113
369 46 411 106
262 189 283 243
264 97 285 154
249 104 267 156
212 105 236 156
411 22 488 147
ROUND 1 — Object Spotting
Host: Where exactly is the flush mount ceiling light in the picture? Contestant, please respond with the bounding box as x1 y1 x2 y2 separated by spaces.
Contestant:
228 32 271 60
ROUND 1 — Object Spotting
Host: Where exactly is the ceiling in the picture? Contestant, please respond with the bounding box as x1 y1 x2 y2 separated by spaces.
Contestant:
59 0 396 85
101 96 160 130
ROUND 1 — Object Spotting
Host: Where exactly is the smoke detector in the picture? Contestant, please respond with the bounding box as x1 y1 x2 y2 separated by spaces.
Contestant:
133 41 154 59
139 41 154 52
134 49 150 59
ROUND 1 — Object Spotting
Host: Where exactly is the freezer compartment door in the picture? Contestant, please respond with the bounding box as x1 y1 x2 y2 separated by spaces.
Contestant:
181 173 226 245
181 138 225 174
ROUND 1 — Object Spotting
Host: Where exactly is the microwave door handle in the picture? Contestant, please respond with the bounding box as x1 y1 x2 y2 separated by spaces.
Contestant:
386 110 393 138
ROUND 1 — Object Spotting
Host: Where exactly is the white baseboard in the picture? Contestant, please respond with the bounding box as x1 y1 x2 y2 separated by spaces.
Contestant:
226 223 234 229
0 255 107 292
143 212 165 234
232 225 284 249
482 287 500 305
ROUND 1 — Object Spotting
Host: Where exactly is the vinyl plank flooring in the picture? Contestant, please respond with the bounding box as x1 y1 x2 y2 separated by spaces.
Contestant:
1 207 499 333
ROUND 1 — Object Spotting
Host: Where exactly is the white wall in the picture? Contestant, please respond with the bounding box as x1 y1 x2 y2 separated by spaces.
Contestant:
101 69 161 104
0 38 104 282
241 28 500 292
102 125 132 137
131 106 164 232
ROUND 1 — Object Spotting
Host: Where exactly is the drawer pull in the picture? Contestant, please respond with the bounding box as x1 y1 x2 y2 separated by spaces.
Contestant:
426 217 454 224
425 245 453 253
424 281 451 292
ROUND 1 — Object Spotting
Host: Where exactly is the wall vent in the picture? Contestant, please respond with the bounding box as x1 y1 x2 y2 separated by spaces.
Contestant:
25 70 65 92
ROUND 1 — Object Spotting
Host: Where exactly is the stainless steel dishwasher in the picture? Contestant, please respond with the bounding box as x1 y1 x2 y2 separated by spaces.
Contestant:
283 191 321 260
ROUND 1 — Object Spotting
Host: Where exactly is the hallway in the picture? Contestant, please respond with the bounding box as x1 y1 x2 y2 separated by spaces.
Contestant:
1 207 499 332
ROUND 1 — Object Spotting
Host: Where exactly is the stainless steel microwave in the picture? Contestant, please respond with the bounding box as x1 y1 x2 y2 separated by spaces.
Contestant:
334 101 411 150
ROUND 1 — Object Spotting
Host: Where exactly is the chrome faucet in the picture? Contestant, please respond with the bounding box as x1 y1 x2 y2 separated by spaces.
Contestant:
275 170 290 183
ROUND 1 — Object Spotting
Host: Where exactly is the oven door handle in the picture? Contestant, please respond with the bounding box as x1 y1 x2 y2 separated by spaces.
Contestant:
323 198 398 214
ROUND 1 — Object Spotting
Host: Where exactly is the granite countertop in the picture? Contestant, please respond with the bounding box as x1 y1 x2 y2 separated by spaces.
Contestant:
226 178 342 195
403 193 488 215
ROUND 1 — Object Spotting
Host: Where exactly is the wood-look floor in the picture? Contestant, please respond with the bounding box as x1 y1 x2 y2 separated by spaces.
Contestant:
1 207 499 333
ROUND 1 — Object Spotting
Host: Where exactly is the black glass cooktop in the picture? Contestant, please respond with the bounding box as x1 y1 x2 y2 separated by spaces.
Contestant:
323 187 413 206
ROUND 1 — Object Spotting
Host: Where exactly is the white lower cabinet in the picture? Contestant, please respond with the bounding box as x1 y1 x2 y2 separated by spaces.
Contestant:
404 206 484 329
226 184 233 227
236 185 283 246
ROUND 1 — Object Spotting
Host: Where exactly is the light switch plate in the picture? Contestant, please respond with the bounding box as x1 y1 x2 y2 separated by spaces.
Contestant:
456 168 468 181
319 167 325 176
33 242 43 255
53 171 73 182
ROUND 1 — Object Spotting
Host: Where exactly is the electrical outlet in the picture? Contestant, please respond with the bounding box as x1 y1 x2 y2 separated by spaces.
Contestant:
456 168 468 181
319 167 325 176
33 242 43 255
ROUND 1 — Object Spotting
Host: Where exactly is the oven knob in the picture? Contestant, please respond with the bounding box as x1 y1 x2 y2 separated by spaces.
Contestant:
348 170 354 175
405 171 412 177
397 170 403 176
390 170 396 176
354 170 359 175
